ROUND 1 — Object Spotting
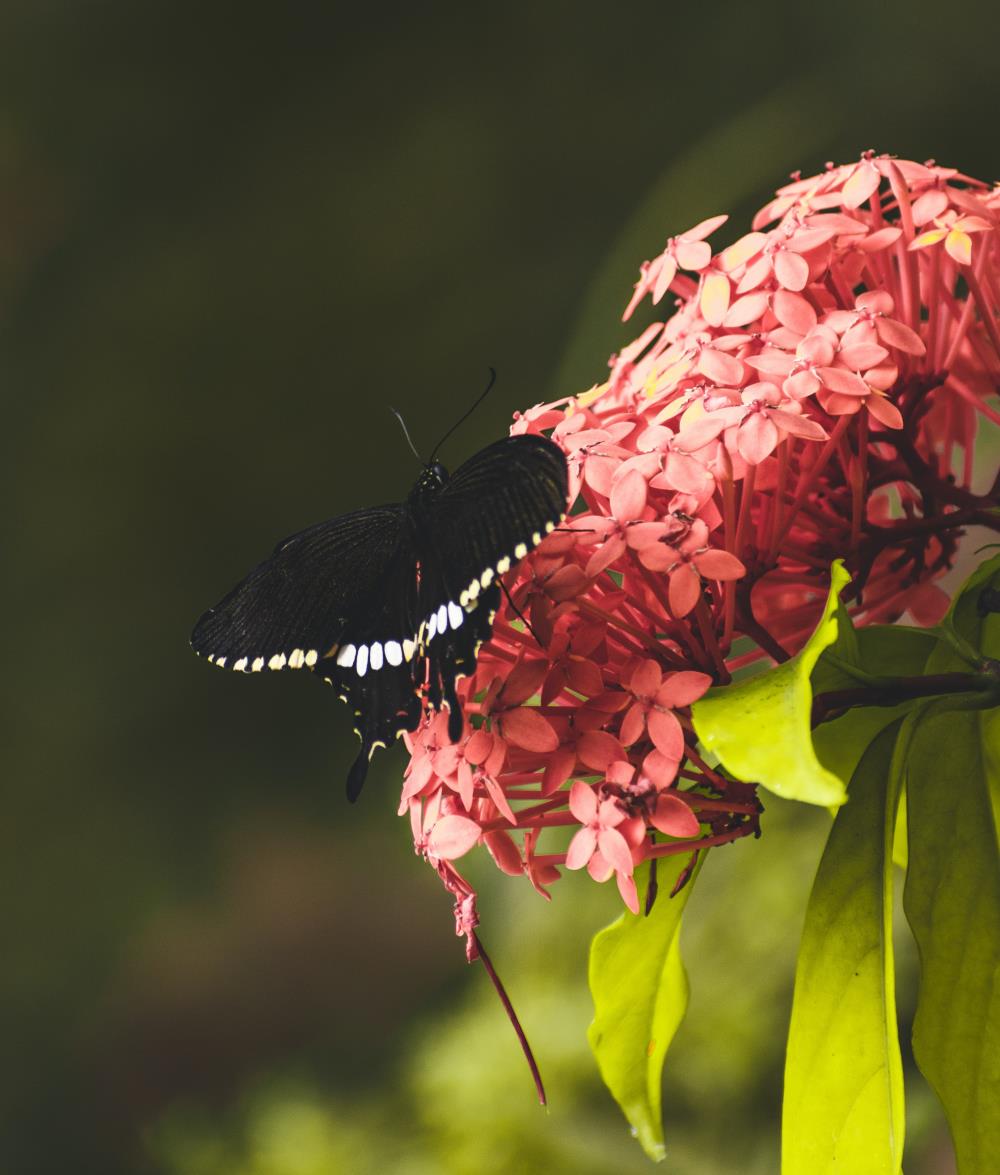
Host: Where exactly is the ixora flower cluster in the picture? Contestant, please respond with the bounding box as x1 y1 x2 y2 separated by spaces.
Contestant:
403 154 1000 955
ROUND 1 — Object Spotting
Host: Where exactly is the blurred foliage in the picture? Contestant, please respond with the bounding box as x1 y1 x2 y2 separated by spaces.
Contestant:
4 0 996 1171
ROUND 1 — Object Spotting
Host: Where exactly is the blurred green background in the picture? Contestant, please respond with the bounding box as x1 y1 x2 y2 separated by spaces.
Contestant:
4 2 998 1172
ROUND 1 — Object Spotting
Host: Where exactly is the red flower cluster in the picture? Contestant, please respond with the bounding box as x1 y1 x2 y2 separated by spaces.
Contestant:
403 154 1000 953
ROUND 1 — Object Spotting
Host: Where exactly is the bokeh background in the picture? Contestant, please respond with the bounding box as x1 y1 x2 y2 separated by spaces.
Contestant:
5 2 998 1172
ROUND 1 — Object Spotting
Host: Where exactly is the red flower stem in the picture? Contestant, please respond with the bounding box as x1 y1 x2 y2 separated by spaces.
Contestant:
723 644 770 672
925 244 942 370
635 563 712 670
964 266 1000 359
645 823 756 857
734 464 757 556
472 931 547 1107
852 413 868 550
886 163 921 331
768 416 852 557
684 796 760 814
692 596 730 680
769 441 790 555
577 598 669 659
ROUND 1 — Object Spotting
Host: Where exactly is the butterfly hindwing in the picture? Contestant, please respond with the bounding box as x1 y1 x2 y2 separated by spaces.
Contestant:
191 505 407 674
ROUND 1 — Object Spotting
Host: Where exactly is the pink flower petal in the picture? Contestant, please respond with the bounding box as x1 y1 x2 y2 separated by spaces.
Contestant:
629 658 662 698
620 700 647 747
651 793 701 838
724 291 769 328
656 670 713 708
503 657 549 705
721 231 766 271
874 316 925 356
578 730 625 771
818 366 869 396
668 563 702 617
643 747 682 789
674 238 711 271
485 830 523 874
697 348 745 385
585 533 627 578
772 289 817 335
542 747 577 796
503 707 559 752
610 468 648 523
684 213 729 242
616 870 640 914
427 814 482 860
693 549 746 580
842 163 881 209
565 826 598 870
774 249 809 291
737 412 779 464
568 779 598 823
597 826 635 876
647 707 685 760
866 394 904 429
651 253 679 305
700 270 731 327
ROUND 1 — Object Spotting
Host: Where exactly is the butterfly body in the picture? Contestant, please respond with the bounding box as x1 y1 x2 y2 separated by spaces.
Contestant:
192 434 568 800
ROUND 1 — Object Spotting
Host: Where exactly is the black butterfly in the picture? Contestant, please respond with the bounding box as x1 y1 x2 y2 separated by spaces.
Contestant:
191 433 568 800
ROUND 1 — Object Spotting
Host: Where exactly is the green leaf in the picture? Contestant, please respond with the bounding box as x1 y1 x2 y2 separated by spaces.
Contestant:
587 856 703 1162
931 551 1000 668
782 721 905 1175
901 699 1000 1174
692 561 850 806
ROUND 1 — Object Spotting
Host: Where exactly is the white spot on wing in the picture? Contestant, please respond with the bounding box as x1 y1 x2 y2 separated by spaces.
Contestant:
268 653 286 670
337 644 356 668
403 639 416 661
215 656 227 668
305 649 318 667
234 657 248 672
481 568 494 587
514 542 527 559
428 613 439 640
252 657 264 672
448 602 463 629
288 649 304 669
545 521 555 533
436 604 448 632
385 640 403 666
356 645 369 676
496 556 511 575
369 642 384 671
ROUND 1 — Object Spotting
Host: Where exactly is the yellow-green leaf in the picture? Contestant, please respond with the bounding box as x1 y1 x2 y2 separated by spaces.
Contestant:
692 562 849 806
901 699 1000 1174
782 721 905 1175
587 857 702 1162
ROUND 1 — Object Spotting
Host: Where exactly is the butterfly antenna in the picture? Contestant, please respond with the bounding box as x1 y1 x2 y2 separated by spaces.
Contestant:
428 367 497 462
389 406 425 465
499 578 544 647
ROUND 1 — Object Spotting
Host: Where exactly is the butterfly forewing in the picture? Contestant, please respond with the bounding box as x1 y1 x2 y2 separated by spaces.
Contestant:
429 435 568 599
406 435 568 740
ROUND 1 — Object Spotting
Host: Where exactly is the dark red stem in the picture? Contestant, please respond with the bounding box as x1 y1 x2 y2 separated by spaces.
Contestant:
472 931 547 1106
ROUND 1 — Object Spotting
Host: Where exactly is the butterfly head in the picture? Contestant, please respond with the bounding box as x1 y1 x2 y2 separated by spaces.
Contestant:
413 461 449 497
